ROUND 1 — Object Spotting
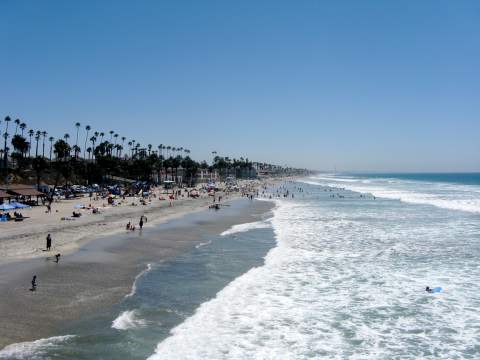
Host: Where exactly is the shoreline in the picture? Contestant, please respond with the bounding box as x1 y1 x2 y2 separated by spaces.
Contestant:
0 194 275 349
0 178 270 264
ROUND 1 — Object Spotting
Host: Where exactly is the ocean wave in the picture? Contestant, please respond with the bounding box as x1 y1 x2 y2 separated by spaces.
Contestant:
0 335 75 360
220 220 272 236
111 310 146 330
126 263 152 298
147 195 479 359
303 176 480 214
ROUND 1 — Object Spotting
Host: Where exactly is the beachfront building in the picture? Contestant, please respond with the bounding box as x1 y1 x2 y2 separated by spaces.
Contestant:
197 169 219 182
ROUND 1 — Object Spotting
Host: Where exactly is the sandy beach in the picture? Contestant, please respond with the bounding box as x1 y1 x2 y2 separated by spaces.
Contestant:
0 181 263 264
0 180 273 349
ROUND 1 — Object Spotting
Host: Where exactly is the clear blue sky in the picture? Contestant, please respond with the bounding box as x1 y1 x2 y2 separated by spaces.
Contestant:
1 0 479 172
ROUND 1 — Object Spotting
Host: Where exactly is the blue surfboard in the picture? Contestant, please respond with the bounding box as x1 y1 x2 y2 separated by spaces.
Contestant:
431 287 443 293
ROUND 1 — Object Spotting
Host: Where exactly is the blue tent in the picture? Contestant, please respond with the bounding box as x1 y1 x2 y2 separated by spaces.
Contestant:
0 203 15 211
9 202 31 209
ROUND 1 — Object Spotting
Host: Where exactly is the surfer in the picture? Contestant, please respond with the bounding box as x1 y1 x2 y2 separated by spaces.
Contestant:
426 286 433 293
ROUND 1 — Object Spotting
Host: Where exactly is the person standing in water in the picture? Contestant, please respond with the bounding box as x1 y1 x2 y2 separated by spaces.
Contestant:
139 216 144 230
46 234 52 251
30 275 37 291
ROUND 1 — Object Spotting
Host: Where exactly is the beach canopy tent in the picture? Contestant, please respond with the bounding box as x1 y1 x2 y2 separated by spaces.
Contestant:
0 184 46 205
0 203 15 211
8 202 31 209
0 190 12 200
7 188 45 197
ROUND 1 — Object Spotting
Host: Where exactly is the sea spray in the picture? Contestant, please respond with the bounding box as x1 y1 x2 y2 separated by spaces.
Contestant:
0 335 75 360
112 310 147 330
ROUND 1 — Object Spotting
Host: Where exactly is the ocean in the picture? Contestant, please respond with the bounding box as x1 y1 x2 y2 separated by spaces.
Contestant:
1 173 479 359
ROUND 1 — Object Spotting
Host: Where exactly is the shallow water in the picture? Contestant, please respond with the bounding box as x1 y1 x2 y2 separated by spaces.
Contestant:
1 174 479 359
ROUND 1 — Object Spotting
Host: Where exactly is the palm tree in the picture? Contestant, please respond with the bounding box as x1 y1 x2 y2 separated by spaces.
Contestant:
212 151 217 165
158 144 163 158
116 144 123 157
28 129 34 157
166 146 172 158
99 132 105 143
114 133 119 145
48 136 54 162
64 133 70 157
109 130 114 142
128 141 133 157
41 131 47 157
86 147 92 160
89 136 96 162
148 144 152 156
121 137 126 157
72 145 81 158
74 122 81 148
35 130 41 157
83 125 91 158
3 116 11 167
11 134 29 160
20 123 27 137
32 156 48 191
14 118 20 135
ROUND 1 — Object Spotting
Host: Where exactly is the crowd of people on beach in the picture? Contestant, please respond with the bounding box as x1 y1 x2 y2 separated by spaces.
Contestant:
26 179 263 292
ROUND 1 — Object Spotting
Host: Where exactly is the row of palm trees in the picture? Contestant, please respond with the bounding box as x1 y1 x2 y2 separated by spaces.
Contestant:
2 115 309 185
1 116 192 165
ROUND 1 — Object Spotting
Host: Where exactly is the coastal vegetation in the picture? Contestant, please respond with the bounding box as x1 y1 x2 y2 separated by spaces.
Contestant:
0 116 309 188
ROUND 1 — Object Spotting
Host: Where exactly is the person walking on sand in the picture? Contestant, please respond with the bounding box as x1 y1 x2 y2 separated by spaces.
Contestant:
46 234 52 251
30 275 37 291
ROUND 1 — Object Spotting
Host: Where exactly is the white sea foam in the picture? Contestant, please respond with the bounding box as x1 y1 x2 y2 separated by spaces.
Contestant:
148 193 480 359
220 219 272 236
195 240 212 249
112 310 146 330
0 335 75 360
305 175 480 214
126 263 152 298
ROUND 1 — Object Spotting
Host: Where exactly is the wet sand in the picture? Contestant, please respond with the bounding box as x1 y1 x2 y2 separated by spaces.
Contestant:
0 198 273 348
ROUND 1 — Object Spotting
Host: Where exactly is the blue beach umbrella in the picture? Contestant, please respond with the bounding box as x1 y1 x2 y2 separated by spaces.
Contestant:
9 202 31 209
74 204 85 209
0 203 15 211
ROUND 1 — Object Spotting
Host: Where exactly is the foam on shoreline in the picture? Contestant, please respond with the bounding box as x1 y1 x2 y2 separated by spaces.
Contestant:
0 335 75 360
